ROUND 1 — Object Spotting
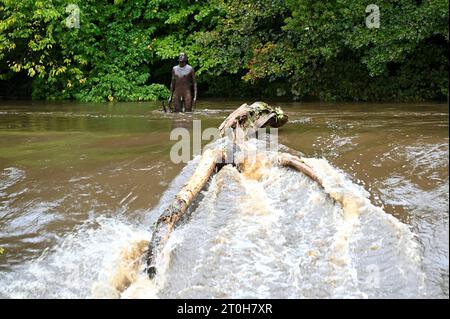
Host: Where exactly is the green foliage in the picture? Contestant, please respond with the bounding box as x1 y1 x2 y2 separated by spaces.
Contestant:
1 0 170 101
235 0 449 101
0 0 448 102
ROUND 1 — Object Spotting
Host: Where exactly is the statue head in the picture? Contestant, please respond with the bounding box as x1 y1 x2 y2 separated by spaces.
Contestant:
178 52 188 66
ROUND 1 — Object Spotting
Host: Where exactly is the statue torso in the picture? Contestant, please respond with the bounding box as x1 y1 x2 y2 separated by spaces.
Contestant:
173 65 193 93
173 64 193 78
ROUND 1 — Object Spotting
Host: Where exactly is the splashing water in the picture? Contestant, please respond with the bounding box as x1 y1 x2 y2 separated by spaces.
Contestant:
0 137 431 298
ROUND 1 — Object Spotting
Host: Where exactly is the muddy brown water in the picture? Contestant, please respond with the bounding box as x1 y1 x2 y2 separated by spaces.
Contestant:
0 100 448 298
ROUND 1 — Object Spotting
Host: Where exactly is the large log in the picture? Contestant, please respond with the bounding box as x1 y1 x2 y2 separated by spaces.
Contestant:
144 103 318 280
145 148 223 278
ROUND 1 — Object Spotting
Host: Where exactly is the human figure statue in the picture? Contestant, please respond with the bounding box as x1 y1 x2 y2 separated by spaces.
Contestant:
168 53 197 112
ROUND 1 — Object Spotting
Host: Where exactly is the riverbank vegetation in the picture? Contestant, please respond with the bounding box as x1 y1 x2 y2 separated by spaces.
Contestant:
0 0 448 102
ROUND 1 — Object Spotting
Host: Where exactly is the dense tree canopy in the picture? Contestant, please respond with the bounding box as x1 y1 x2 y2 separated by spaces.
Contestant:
0 0 448 101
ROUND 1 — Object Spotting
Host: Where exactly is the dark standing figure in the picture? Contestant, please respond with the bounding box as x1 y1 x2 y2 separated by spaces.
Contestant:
168 53 197 112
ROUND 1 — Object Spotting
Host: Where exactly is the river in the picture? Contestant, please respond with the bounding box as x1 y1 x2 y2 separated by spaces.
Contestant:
0 100 448 298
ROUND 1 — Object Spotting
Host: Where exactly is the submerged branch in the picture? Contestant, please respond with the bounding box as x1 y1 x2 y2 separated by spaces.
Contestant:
277 153 323 187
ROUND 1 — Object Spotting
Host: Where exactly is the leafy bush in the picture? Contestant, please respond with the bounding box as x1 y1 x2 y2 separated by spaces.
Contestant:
0 0 448 102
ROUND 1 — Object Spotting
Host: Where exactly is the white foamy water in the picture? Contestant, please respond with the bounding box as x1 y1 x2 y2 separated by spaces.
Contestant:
0 140 430 298
126 139 426 298
0 216 150 298
375 140 449 298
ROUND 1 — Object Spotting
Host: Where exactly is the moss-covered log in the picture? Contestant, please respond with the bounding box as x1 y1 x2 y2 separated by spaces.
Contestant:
219 102 288 137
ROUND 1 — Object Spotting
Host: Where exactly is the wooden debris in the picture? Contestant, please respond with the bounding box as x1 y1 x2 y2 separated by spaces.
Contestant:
145 148 223 278
277 153 323 187
219 102 288 137
144 102 325 280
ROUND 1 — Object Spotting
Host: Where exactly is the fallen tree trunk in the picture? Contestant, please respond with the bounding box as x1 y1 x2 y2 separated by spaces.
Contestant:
218 103 249 136
144 103 324 279
145 148 223 278
277 153 323 187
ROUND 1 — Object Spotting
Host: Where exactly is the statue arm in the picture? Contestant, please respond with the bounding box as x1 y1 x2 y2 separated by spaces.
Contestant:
169 68 175 104
192 69 197 104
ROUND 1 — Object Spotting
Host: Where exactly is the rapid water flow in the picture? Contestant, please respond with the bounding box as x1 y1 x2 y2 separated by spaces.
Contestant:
0 101 447 298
